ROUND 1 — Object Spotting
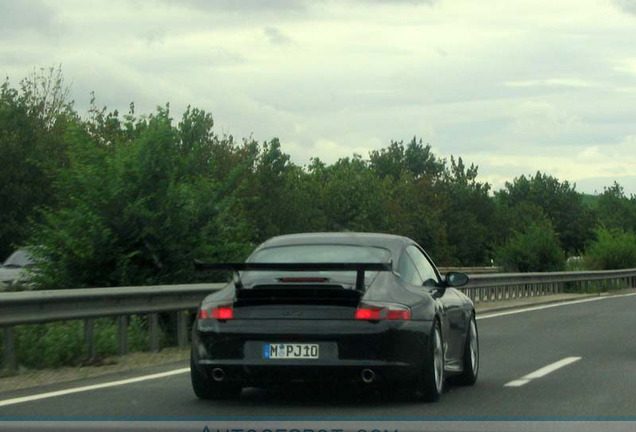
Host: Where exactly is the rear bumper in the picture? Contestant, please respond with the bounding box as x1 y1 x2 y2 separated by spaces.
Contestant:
194 362 417 385
191 318 433 385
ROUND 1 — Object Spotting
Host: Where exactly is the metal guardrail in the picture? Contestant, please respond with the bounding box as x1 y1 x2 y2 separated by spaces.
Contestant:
438 266 502 274
0 283 225 373
464 268 636 303
1 269 635 372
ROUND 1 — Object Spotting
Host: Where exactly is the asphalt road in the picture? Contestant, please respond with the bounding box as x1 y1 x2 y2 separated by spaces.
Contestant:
2 293 636 418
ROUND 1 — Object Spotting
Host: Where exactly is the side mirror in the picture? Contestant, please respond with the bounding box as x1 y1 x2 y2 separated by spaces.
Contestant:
444 271 469 288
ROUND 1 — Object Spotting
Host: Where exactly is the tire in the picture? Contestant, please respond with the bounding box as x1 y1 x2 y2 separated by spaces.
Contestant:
415 320 444 402
457 314 479 385
190 355 242 400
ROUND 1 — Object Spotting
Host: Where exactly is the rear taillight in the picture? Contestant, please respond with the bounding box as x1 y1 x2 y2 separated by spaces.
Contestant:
197 305 234 320
355 308 382 320
355 303 411 321
386 309 411 320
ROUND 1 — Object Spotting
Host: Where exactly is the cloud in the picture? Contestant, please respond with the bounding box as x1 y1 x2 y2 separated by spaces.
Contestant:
508 101 582 138
505 79 598 88
358 0 435 4
263 27 294 45
0 0 59 36
163 0 311 14
612 0 636 14
4 0 636 195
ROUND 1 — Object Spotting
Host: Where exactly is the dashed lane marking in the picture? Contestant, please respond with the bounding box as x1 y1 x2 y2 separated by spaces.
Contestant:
504 357 581 387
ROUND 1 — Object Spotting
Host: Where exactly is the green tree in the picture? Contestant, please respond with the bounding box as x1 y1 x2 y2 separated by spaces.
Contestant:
495 172 595 254
0 67 74 259
28 106 252 289
495 220 565 272
368 137 451 263
596 182 636 233
369 137 444 182
320 155 390 233
439 157 497 266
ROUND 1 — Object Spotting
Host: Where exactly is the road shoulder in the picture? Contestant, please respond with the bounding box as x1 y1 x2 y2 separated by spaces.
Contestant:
0 347 188 394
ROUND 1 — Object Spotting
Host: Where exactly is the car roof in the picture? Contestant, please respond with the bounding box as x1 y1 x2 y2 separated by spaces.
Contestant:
254 232 414 257
3 249 33 267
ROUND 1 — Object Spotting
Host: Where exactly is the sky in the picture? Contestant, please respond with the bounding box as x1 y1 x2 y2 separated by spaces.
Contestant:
2 0 636 195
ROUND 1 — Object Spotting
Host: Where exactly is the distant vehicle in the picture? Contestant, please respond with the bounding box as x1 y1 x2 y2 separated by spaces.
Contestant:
191 232 478 402
0 249 34 290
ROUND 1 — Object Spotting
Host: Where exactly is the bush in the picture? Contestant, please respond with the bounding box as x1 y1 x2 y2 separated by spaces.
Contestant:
584 227 636 270
3 316 159 370
495 222 565 272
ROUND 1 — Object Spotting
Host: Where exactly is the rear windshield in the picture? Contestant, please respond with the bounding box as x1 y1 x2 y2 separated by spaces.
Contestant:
245 245 391 284
249 244 391 263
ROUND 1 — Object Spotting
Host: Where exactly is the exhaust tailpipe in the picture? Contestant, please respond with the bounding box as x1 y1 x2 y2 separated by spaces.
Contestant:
361 368 376 384
212 368 225 382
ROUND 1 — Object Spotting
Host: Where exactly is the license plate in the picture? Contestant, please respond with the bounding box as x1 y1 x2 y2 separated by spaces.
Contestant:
263 343 319 359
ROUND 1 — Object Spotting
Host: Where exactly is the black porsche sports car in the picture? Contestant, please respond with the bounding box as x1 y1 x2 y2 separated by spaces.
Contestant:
191 232 478 402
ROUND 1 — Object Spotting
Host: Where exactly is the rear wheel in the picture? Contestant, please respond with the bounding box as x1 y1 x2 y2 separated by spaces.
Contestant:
190 355 242 400
415 320 444 402
457 315 479 385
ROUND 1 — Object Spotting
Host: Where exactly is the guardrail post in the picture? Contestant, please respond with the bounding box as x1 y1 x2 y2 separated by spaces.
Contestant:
84 319 96 359
176 311 188 349
2 327 16 372
149 313 160 352
117 316 128 355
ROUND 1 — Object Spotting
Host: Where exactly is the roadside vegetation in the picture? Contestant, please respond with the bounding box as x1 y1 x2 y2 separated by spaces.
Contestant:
2 68 636 372
0 316 168 373
584 227 636 270
2 67 636 289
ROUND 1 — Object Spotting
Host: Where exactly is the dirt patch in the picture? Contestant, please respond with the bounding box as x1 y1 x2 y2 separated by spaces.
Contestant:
0 347 189 393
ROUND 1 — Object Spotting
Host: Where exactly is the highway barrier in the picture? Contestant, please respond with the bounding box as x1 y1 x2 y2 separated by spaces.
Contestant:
439 266 502 274
1 269 635 373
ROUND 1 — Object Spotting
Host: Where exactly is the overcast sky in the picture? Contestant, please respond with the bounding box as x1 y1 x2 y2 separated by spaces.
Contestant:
3 0 636 194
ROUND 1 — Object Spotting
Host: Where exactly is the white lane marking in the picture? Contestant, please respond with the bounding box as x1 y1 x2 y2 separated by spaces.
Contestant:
504 357 581 387
477 292 636 320
504 379 530 387
0 367 190 408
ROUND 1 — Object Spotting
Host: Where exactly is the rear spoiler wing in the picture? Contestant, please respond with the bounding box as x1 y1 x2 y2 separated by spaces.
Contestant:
194 260 393 292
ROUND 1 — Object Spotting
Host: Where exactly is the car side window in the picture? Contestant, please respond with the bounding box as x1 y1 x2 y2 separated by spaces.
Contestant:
406 245 440 287
397 251 423 286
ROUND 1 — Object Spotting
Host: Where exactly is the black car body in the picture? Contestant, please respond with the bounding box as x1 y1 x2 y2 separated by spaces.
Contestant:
191 232 478 401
